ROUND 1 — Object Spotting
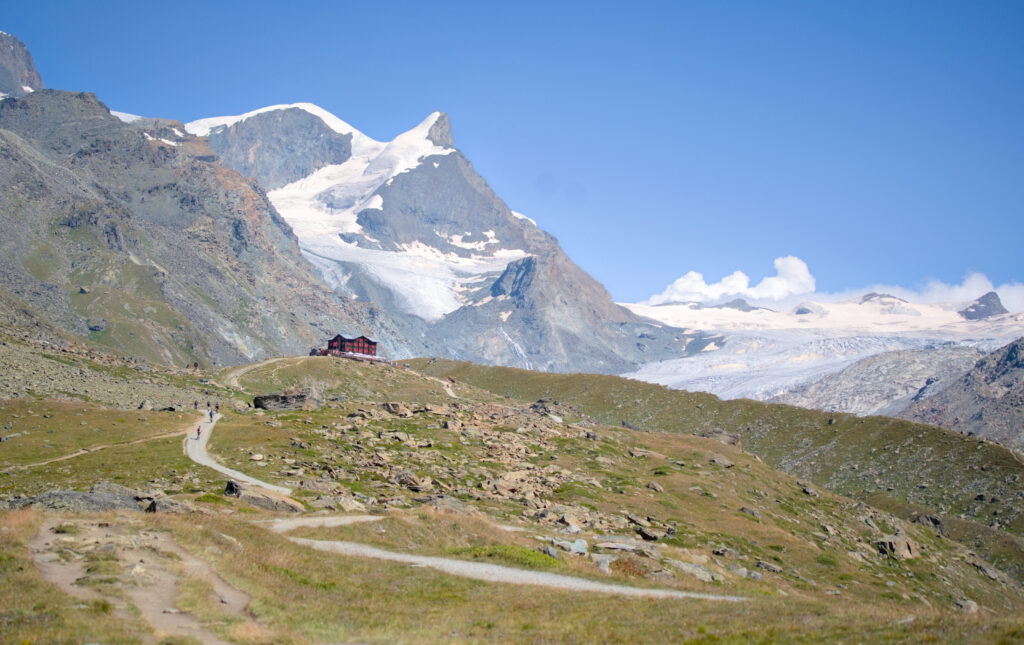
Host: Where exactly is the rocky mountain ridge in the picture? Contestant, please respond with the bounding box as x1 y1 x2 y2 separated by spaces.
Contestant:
901 337 1024 451
0 88 400 365
188 103 697 372
0 31 43 99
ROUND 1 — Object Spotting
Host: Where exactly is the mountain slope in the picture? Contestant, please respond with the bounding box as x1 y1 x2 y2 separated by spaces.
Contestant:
0 89 392 365
188 105 695 372
769 346 985 416
901 338 1024 451
0 31 43 99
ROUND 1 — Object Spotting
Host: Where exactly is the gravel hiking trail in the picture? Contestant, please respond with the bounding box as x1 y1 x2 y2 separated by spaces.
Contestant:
183 395 745 603
221 356 287 390
31 516 262 644
2 419 195 474
184 412 292 495
267 516 746 602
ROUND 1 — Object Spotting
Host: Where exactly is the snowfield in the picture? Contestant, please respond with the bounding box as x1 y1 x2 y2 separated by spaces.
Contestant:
186 104 532 322
622 296 1024 401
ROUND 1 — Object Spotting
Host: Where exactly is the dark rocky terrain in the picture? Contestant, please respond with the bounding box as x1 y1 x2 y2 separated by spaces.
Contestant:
902 337 1024 451
769 345 985 416
960 291 1010 320
0 88 410 366
0 32 43 98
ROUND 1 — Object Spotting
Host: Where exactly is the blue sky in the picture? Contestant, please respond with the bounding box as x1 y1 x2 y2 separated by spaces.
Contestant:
6 1 1023 305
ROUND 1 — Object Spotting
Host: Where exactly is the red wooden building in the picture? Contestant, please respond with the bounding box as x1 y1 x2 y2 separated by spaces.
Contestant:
326 334 377 357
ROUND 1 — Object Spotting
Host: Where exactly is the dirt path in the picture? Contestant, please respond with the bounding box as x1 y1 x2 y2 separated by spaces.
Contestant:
221 357 288 390
2 419 196 474
31 516 262 644
184 412 293 495
268 516 745 602
424 375 459 399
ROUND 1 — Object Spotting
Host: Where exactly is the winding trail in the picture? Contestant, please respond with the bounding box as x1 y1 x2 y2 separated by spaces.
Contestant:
2 423 192 474
265 516 745 602
183 412 292 495
221 356 288 391
180 378 745 603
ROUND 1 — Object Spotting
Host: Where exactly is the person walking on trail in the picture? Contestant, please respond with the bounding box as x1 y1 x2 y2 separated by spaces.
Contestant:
209 409 214 422
193 400 198 410
206 400 211 409
196 426 201 440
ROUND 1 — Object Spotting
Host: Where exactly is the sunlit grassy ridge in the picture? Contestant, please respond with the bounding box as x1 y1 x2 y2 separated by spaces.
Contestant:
3 350 1024 642
410 359 1024 577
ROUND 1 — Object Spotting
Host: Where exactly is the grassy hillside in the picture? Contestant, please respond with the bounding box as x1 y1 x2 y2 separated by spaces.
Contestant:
2 349 1024 642
411 359 1024 580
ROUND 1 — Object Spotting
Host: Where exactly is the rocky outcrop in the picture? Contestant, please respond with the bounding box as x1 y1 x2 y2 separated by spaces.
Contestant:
224 480 304 512
0 32 44 98
770 346 984 417
959 292 1009 321
876 532 919 560
204 107 353 190
901 338 1024 451
254 392 317 411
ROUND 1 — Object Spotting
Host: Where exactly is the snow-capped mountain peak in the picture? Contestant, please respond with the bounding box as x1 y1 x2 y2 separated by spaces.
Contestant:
186 102 377 146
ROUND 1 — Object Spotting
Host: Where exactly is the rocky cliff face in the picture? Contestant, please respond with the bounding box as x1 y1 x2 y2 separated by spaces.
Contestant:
901 338 1024 451
203 107 354 190
0 32 43 98
0 90 393 366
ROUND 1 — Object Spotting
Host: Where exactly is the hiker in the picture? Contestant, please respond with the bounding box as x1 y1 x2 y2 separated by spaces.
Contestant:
215 402 220 412
206 400 211 409
193 400 198 410
209 409 214 422
196 426 201 439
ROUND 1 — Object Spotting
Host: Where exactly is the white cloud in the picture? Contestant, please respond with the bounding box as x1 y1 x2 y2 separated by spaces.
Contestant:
645 259 1024 312
645 256 815 305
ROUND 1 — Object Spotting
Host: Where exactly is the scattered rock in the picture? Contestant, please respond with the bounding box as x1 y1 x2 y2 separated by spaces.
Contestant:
755 560 783 574
700 429 742 449
383 402 412 417
138 400 152 411
249 454 264 461
912 513 948 537
739 506 761 519
223 480 303 513
590 553 617 573
710 455 734 468
394 469 432 493
955 598 979 613
647 481 665 493
667 559 722 582
637 526 665 541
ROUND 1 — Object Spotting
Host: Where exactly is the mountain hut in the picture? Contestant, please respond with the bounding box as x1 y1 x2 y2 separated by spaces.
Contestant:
326 334 377 357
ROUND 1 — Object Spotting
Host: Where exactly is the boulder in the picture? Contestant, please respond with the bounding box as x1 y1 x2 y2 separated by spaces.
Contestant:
383 402 413 417
912 513 948 537
15 489 143 512
394 469 431 493
700 429 742 449
647 481 665 493
875 533 919 560
224 480 303 513
755 560 783 573
254 393 319 411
